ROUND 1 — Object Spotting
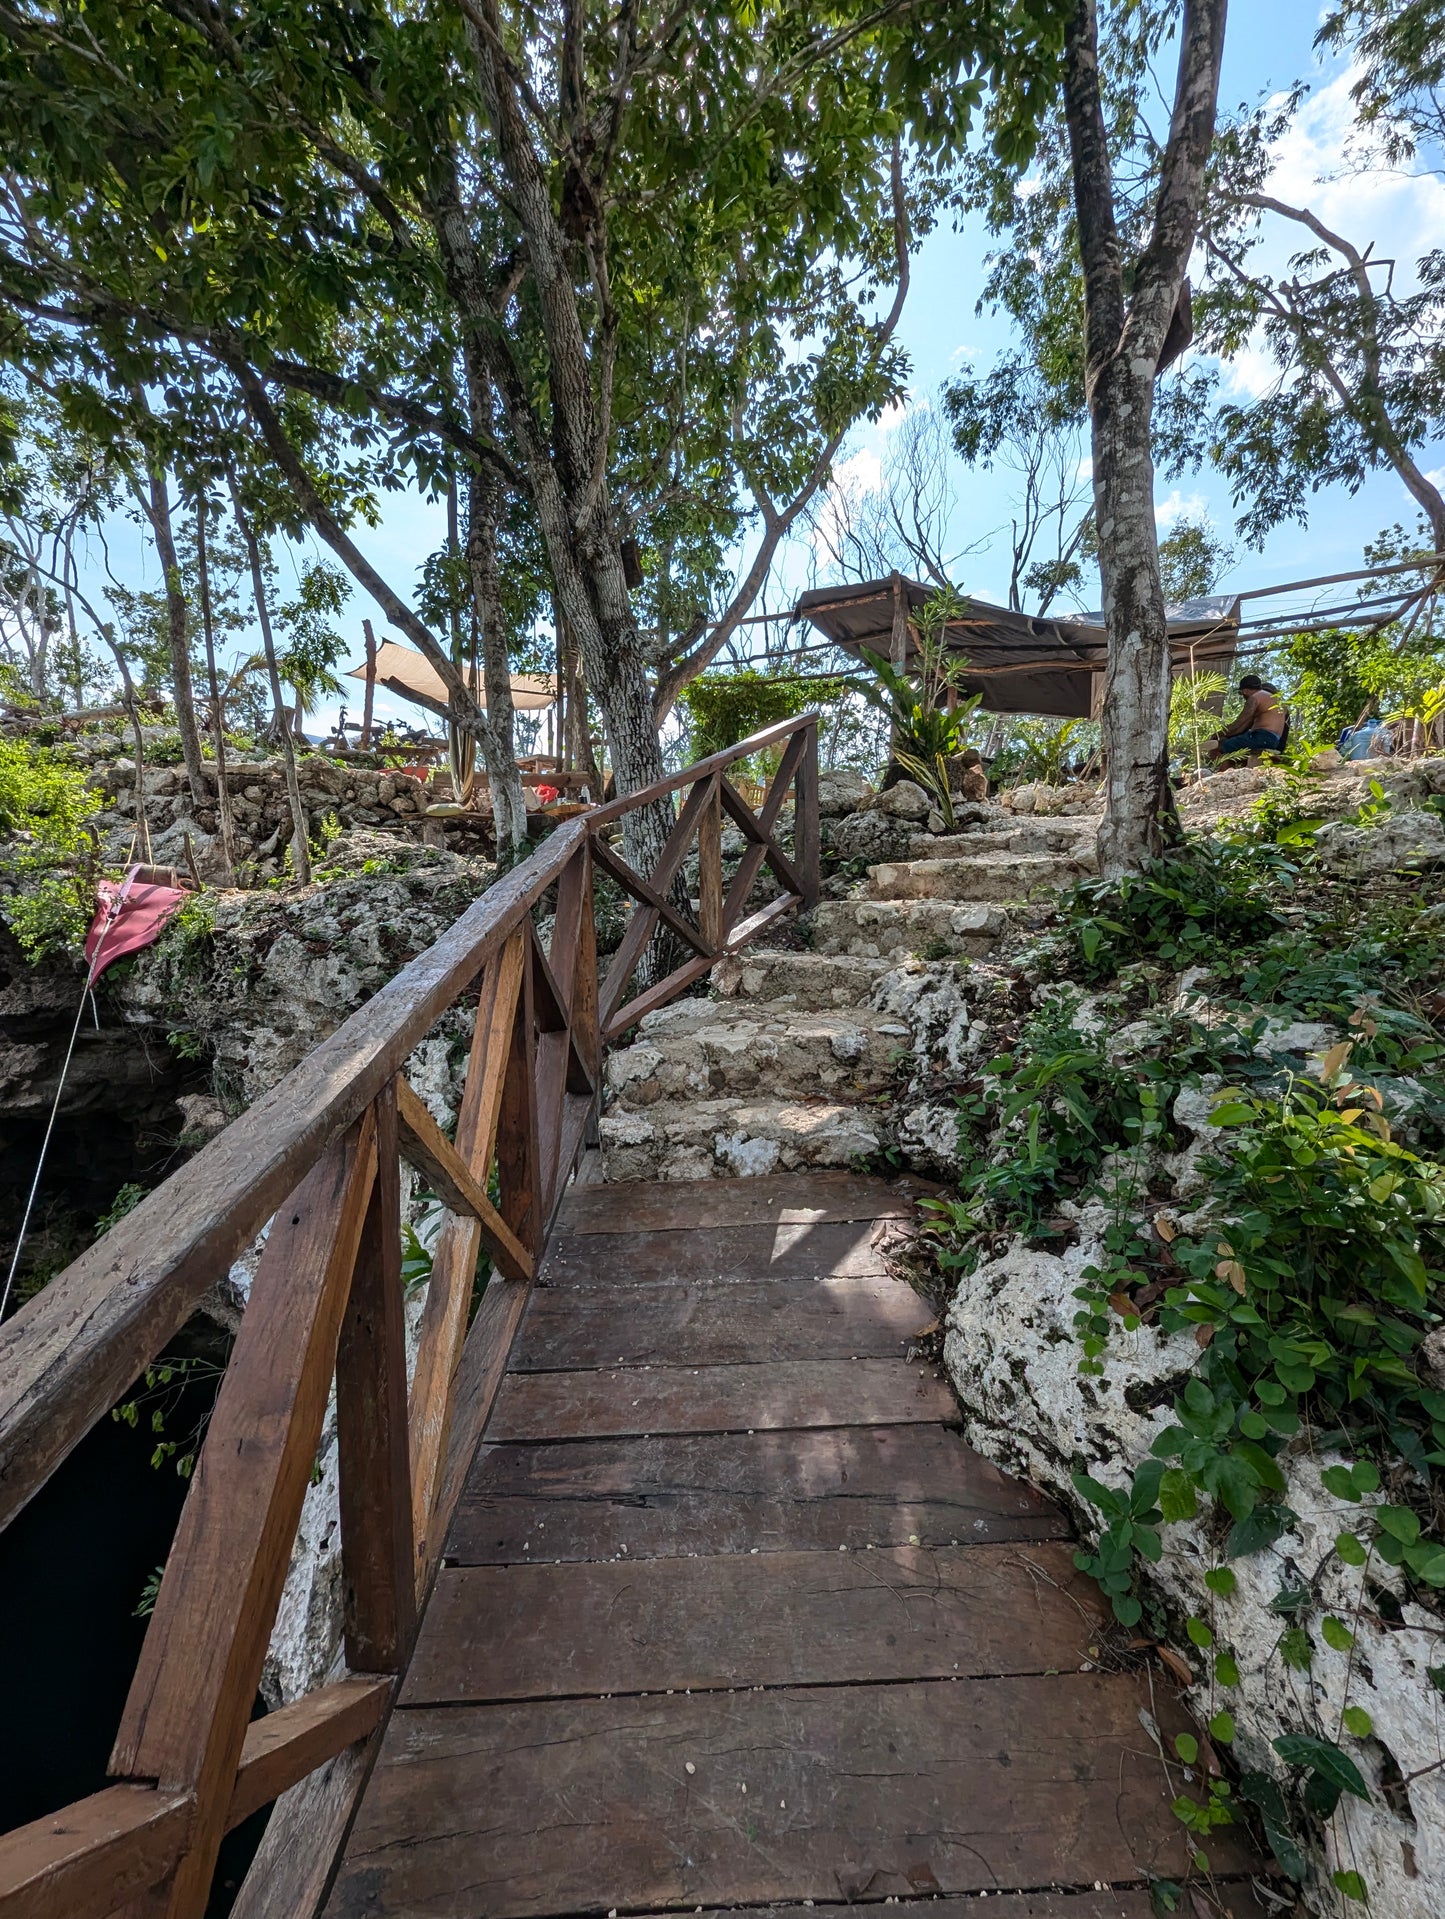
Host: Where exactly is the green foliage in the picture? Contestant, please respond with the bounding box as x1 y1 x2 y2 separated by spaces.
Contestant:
857 641 980 826
1168 671 1229 767
1060 839 1289 980
678 669 839 766
0 735 103 958
1010 717 1091 787
111 1355 223 1478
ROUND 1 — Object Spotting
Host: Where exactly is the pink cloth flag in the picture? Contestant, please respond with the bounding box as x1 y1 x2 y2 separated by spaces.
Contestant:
84 871 189 982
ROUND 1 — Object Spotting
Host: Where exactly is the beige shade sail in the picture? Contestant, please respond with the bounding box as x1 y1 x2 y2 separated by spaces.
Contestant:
348 639 556 718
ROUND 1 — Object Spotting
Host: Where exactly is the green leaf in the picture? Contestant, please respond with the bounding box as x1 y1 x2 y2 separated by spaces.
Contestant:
1404 1541 1445 1586
1267 1583 1312 1615
1208 1103 1257 1126
1209 1710 1235 1745
1159 1468 1199 1523
1322 1616 1356 1653
1333 1870 1368 1902
1321 1464 1364 1501
1273 1733 1371 1800
1174 1731 1199 1765
1239 1771 1307 1881
1336 1531 1368 1567
1342 1706 1373 1738
1215 1652 1241 1687
1376 1504 1421 1545
1204 1565 1237 1598
1185 1616 1214 1649
1279 1627 1314 1671
1225 1503 1295 1559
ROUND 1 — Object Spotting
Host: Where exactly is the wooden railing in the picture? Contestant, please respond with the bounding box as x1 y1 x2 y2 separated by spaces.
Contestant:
0 715 819 1919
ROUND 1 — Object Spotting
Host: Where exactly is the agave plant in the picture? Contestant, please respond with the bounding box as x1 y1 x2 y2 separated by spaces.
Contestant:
858 643 980 828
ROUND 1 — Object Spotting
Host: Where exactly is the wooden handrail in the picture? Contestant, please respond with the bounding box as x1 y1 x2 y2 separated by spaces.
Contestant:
0 714 820 1919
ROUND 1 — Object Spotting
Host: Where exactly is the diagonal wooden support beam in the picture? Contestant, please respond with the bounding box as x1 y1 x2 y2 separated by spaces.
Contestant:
589 834 711 959
395 1077 532 1285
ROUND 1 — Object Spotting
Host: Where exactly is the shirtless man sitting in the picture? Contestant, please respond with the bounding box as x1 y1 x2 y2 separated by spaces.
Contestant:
1205 676 1288 763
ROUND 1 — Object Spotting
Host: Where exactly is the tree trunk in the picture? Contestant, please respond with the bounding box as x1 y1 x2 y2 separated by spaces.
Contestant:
1089 354 1178 874
227 477 312 885
142 459 207 808
360 619 377 747
1062 0 1227 877
195 499 237 885
463 460 529 854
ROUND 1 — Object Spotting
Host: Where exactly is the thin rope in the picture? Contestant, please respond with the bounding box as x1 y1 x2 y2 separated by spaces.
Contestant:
1 875 135 1323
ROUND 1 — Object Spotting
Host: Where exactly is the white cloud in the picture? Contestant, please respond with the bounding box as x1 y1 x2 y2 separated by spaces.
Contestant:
873 396 911 436
1076 456 1094 482
833 448 883 495
1209 62 1445 401
1156 488 1210 528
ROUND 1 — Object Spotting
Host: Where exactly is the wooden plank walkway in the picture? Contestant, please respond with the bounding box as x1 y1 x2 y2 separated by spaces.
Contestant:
325 1174 1262 1919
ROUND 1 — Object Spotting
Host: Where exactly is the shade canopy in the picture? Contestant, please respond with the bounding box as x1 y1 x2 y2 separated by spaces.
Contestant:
348 639 556 718
794 575 1241 720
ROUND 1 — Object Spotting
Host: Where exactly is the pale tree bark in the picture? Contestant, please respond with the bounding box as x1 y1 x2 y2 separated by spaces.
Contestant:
132 448 207 808
194 497 237 884
224 468 312 886
360 618 377 748
464 456 530 853
445 9 674 875
1062 0 1228 876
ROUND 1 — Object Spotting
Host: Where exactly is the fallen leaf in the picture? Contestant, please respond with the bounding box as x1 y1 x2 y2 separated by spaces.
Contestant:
1109 1291 1135 1317
1318 1039 1354 1082
912 1318 941 1340
1195 1324 1216 1349
1154 1214 1178 1243
905 1863 941 1894
1212 1259 1247 1294
1156 1644 1196 1686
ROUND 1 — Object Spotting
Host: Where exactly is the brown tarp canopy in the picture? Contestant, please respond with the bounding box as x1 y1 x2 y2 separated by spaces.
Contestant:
347 640 556 719
794 575 1241 719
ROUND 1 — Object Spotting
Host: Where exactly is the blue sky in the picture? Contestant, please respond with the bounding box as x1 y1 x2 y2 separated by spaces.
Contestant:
76 3 1445 730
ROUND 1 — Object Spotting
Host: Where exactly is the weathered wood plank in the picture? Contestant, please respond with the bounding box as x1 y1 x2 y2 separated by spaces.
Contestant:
0 1785 190 1919
226 1736 377 1919
419 1273 535 1596
401 1542 1102 1704
325 1673 1254 1918
408 932 529 1591
111 1118 378 1919
628 1896 1271 1919
0 826 585 1532
557 1173 929 1235
515 1272 933 1369
447 1426 1067 1564
335 1085 414 1673
226 1678 392 1828
488 1358 958 1441
536 1219 901 1287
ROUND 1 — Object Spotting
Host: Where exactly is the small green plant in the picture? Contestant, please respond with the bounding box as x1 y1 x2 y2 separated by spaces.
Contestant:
857 636 980 828
0 735 105 958
1060 839 1290 979
112 1355 224 1477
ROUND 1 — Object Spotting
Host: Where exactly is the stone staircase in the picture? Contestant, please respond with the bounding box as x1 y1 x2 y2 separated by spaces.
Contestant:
599 801 1099 1182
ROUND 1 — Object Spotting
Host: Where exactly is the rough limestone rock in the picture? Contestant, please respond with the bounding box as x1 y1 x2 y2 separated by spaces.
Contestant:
823 808 917 866
1313 807 1445 875
1004 782 1065 816
114 832 495 1100
601 997 901 1104
599 1095 879 1181
944 1215 1445 1919
712 950 882 1007
866 850 1093 903
868 961 988 1082
816 768 873 817
809 897 1007 960
872 778 932 822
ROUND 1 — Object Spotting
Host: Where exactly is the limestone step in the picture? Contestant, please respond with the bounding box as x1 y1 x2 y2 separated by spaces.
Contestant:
712 949 890 1008
600 1094 882 1182
605 998 912 1107
868 850 1094 904
910 821 1098 861
808 898 1007 960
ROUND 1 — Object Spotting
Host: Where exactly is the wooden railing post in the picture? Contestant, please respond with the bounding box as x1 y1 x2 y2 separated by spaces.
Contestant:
698 773 723 952
108 1115 378 1919
795 718 821 908
335 1081 415 1673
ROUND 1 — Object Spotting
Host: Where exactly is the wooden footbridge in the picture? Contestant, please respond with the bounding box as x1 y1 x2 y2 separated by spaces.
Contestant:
0 719 1261 1919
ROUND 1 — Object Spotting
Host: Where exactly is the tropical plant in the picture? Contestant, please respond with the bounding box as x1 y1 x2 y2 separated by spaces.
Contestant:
1168 670 1229 770
858 643 980 828
1013 716 1091 786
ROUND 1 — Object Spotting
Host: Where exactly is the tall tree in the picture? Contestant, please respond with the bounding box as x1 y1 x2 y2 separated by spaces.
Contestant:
0 0 1071 867
1197 88 1445 557
1061 0 1227 874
